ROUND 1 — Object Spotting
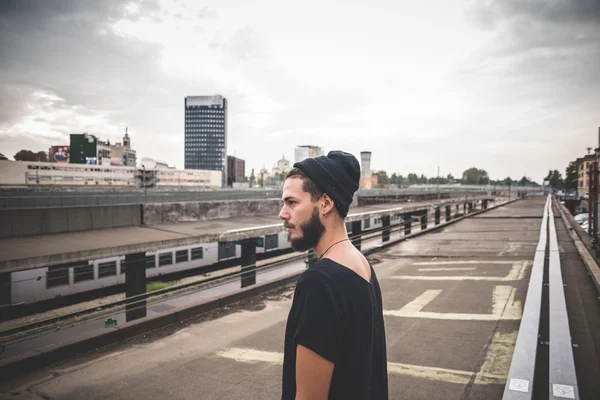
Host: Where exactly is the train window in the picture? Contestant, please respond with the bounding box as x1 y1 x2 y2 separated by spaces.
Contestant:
176 250 189 263
218 242 236 260
364 219 371 229
47 265 70 288
191 247 203 260
265 234 279 251
74 263 94 283
145 255 156 269
159 252 173 266
98 261 117 278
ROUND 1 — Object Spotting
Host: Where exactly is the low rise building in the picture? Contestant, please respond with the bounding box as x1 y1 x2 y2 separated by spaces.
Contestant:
227 156 246 186
0 160 221 188
576 154 596 196
294 145 323 164
140 157 171 170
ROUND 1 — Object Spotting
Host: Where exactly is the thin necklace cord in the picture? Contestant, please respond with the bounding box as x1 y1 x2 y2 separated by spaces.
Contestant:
317 238 350 261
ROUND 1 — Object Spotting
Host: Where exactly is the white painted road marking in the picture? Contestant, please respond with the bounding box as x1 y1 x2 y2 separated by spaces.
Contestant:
417 267 477 272
412 260 520 265
383 286 522 320
390 260 529 281
215 347 507 385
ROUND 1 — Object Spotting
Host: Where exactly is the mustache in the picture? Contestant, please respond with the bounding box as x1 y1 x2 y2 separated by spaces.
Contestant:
283 222 295 229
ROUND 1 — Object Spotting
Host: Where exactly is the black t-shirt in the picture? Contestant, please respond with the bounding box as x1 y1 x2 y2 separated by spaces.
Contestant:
281 258 388 399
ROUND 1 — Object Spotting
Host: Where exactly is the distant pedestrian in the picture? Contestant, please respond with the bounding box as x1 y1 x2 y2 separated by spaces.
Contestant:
279 150 388 400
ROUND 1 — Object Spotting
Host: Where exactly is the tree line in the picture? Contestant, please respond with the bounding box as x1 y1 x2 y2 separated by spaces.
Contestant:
373 167 539 188
544 161 578 191
1 150 48 162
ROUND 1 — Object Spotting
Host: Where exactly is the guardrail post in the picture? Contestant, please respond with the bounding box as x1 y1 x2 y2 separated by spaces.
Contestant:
445 205 451 221
351 221 362 251
0 273 10 322
241 239 257 287
404 214 412 235
382 215 391 242
421 212 428 230
307 249 317 267
435 208 441 225
125 252 147 322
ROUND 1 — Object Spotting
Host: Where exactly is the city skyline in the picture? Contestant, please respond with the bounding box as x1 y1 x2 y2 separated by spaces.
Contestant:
0 0 599 182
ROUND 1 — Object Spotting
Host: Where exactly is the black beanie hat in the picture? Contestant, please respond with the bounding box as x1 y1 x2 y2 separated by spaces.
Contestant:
293 150 361 217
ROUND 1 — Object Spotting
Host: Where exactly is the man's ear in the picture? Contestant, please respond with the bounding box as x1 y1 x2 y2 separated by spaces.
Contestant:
320 194 336 216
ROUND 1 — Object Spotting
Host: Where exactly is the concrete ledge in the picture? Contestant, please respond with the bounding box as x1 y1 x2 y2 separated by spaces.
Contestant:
555 198 600 294
0 350 42 381
142 199 283 225
0 204 142 239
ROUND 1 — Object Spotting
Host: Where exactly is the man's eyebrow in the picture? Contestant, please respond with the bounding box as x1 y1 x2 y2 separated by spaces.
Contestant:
282 196 297 202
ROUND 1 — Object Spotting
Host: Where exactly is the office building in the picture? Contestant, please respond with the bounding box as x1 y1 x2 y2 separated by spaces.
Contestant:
227 155 246 186
184 95 228 187
294 145 323 164
70 128 136 167
577 154 596 196
70 133 110 165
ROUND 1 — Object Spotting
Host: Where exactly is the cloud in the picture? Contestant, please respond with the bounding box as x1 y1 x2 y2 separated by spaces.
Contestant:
458 0 600 178
1 0 598 182
466 0 600 88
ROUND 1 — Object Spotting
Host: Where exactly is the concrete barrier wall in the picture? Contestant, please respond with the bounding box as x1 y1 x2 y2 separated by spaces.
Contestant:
0 205 142 238
143 199 282 225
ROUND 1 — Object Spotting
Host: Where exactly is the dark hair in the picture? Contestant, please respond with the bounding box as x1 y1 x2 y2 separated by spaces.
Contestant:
286 167 324 202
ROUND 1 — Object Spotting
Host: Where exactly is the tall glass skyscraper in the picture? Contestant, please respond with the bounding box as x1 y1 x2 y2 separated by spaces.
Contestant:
184 95 227 186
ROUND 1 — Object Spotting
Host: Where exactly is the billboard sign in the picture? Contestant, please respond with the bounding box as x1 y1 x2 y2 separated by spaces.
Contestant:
51 146 70 163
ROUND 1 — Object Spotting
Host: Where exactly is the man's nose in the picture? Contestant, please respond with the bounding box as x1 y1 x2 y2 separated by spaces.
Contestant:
278 206 288 221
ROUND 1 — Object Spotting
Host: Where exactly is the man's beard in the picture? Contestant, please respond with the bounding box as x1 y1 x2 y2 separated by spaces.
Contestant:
289 207 325 252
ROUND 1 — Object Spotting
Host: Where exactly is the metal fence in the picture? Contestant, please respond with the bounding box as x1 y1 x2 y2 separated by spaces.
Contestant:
0 185 543 209
0 190 283 209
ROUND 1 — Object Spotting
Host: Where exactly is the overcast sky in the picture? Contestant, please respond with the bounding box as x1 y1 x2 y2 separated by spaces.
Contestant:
1 0 599 182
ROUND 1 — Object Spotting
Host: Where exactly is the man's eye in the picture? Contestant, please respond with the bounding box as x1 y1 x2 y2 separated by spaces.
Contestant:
288 200 295 205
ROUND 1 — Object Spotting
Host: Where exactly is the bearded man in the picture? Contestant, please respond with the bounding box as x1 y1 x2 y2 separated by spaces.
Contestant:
279 150 389 400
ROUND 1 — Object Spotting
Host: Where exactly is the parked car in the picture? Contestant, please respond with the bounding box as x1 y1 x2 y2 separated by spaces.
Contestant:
574 213 589 225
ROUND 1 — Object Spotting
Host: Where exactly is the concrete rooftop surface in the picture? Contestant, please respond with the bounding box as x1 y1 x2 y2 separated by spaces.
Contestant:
2 196 599 399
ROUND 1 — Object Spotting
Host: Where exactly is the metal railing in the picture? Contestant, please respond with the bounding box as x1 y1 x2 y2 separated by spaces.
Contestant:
502 196 580 399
